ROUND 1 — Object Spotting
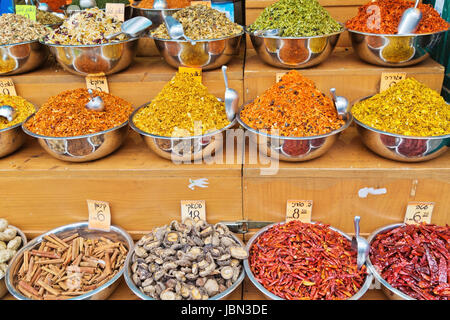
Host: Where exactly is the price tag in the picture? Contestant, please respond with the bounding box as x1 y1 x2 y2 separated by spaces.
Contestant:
86 76 109 93
404 201 434 225
191 1 212 7
87 199 111 232
178 66 202 83
276 72 286 82
0 78 17 96
181 200 206 222
15 5 36 21
105 3 125 22
380 72 406 92
286 200 313 223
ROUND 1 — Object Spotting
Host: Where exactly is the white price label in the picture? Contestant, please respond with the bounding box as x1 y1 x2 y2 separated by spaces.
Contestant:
87 199 112 232
404 202 434 225
286 200 313 223
181 200 206 222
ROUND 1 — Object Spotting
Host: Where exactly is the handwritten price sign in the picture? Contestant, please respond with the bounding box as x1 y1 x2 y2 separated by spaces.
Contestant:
86 76 109 93
286 200 313 223
181 200 206 222
0 78 17 96
105 3 125 21
380 72 406 92
178 67 202 83
87 200 111 231
404 202 434 225
15 5 36 21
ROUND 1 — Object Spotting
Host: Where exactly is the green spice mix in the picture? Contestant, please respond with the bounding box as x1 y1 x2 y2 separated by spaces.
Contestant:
248 0 342 37
351 78 450 137
133 72 230 137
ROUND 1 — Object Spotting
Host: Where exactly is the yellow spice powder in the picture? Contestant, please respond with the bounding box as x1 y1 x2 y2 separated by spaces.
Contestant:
133 72 230 137
0 95 35 130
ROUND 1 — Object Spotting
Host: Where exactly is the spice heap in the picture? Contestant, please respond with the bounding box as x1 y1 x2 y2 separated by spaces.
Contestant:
36 10 64 25
240 71 344 137
0 219 23 279
24 89 133 137
71 0 130 9
346 0 449 34
0 95 35 130
370 224 449 300
248 0 342 37
17 0 66 13
131 219 247 300
133 72 229 137
12 232 128 300
249 221 367 300
151 5 243 40
0 13 49 45
351 78 450 137
44 8 127 45
134 0 191 9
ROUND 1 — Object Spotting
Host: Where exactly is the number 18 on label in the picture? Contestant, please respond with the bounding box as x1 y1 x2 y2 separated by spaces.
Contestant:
181 200 206 222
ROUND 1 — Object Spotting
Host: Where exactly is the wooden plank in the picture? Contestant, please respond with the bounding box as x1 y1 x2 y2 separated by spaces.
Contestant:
244 48 445 103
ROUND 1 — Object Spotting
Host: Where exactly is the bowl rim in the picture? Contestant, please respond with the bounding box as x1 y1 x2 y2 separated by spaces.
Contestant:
0 104 37 134
0 225 28 282
129 102 236 140
243 221 373 300
149 30 244 43
40 36 139 48
0 39 42 48
346 27 449 37
244 24 345 39
350 95 450 140
123 228 246 300
5 221 133 300
22 113 130 140
366 223 415 300
236 100 353 141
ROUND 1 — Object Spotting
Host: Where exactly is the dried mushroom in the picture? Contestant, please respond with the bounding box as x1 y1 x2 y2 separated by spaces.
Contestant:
130 219 247 300
0 219 24 278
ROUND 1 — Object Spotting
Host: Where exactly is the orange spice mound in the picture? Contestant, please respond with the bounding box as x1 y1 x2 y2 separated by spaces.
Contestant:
134 0 191 9
346 0 449 34
239 71 344 137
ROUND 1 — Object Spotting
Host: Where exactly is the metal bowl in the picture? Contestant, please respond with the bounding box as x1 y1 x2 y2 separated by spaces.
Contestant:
42 38 139 76
150 32 244 70
129 102 236 162
124 231 246 300
0 40 49 75
246 26 344 68
351 96 450 162
5 222 133 300
366 223 414 300
131 6 180 30
22 117 129 162
0 225 27 299
64 5 134 20
237 104 353 162
348 28 449 67
244 221 373 300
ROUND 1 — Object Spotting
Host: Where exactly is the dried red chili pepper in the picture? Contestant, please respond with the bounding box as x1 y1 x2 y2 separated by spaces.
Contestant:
370 224 450 300
249 221 367 300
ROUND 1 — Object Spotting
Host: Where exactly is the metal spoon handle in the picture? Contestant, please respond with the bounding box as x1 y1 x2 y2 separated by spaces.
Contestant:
222 65 229 89
105 32 122 40
354 216 360 238
414 0 420 8
330 88 337 102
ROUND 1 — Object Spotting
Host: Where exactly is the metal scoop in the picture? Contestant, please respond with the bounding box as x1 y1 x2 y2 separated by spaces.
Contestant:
254 29 280 37
351 216 370 270
36 0 49 11
105 16 153 40
85 89 105 111
80 0 97 9
153 0 168 9
222 65 239 121
330 88 348 116
398 0 422 34
163 15 196 45
0 105 16 122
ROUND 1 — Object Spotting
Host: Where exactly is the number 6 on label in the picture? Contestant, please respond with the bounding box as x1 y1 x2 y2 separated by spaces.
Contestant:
87 199 111 231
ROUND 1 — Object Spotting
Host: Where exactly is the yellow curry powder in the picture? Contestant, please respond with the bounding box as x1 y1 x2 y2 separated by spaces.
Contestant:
352 78 450 137
0 95 35 130
133 72 230 137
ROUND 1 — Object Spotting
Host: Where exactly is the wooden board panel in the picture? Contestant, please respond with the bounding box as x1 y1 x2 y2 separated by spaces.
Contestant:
244 48 445 103
9 56 244 108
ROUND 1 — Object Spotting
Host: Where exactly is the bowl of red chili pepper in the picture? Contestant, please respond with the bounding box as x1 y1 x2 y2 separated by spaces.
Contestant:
367 223 450 300
244 221 373 300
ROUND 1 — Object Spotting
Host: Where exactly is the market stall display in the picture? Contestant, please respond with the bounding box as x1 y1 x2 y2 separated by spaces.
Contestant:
22 88 133 162
351 78 450 162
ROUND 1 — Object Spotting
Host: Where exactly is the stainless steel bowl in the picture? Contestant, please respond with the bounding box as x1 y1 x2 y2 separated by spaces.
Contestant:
43 38 139 76
0 225 27 299
22 117 129 162
244 221 373 300
124 231 246 300
130 103 236 162
151 32 244 70
351 96 450 162
246 26 344 68
131 6 180 30
0 40 49 75
348 28 449 67
5 222 133 300
64 5 133 20
366 223 415 300
237 105 353 162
